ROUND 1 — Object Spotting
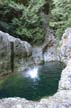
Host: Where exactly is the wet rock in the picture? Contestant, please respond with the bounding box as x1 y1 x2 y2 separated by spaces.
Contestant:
0 31 32 73
32 27 59 64
32 47 44 64
41 26 60 62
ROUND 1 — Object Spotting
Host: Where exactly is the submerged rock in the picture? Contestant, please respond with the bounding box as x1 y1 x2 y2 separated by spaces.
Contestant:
43 45 60 62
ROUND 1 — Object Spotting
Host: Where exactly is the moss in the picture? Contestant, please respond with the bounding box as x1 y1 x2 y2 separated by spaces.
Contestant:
39 60 45 65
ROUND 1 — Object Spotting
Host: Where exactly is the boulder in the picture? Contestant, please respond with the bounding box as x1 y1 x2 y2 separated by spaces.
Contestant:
60 28 71 64
42 27 60 62
59 60 71 90
0 31 32 73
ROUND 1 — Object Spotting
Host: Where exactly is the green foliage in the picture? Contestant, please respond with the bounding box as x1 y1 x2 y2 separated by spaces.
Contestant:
0 0 45 44
50 0 71 39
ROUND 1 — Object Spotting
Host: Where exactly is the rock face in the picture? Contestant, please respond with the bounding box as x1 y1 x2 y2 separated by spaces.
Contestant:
39 13 60 63
60 28 71 64
0 31 32 73
0 29 59 73
42 28 60 62
59 60 71 90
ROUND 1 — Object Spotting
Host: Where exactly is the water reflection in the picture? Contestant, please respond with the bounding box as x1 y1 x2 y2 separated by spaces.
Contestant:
24 67 38 79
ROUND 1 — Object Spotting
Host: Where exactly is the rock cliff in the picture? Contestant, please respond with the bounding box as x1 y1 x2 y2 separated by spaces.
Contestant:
0 29 59 73
0 31 32 73
60 28 71 64
0 28 71 108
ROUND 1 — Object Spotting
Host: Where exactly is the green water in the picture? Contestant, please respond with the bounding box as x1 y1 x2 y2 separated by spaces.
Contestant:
0 61 65 101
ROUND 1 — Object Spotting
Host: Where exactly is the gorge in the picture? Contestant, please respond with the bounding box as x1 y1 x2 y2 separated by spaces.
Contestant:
0 28 71 108
0 0 71 107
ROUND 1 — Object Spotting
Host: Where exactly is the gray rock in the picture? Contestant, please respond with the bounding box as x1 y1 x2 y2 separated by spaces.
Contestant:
0 28 59 73
0 31 32 73
43 45 60 62
32 28 60 64
60 28 71 64
32 47 44 64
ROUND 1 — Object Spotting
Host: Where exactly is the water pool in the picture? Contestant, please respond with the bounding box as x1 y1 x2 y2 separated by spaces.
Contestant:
0 61 65 101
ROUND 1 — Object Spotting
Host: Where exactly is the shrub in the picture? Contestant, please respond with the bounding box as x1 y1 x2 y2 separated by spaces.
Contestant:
50 0 71 39
0 0 45 44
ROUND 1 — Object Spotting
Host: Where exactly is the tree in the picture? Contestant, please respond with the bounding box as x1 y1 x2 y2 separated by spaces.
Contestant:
50 0 71 39
0 0 45 44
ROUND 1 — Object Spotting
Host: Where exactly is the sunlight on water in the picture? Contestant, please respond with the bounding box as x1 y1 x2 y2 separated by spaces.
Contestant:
25 67 38 79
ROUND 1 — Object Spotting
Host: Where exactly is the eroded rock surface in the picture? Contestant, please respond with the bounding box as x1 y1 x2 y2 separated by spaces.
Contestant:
60 28 71 64
42 27 60 62
0 31 32 73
